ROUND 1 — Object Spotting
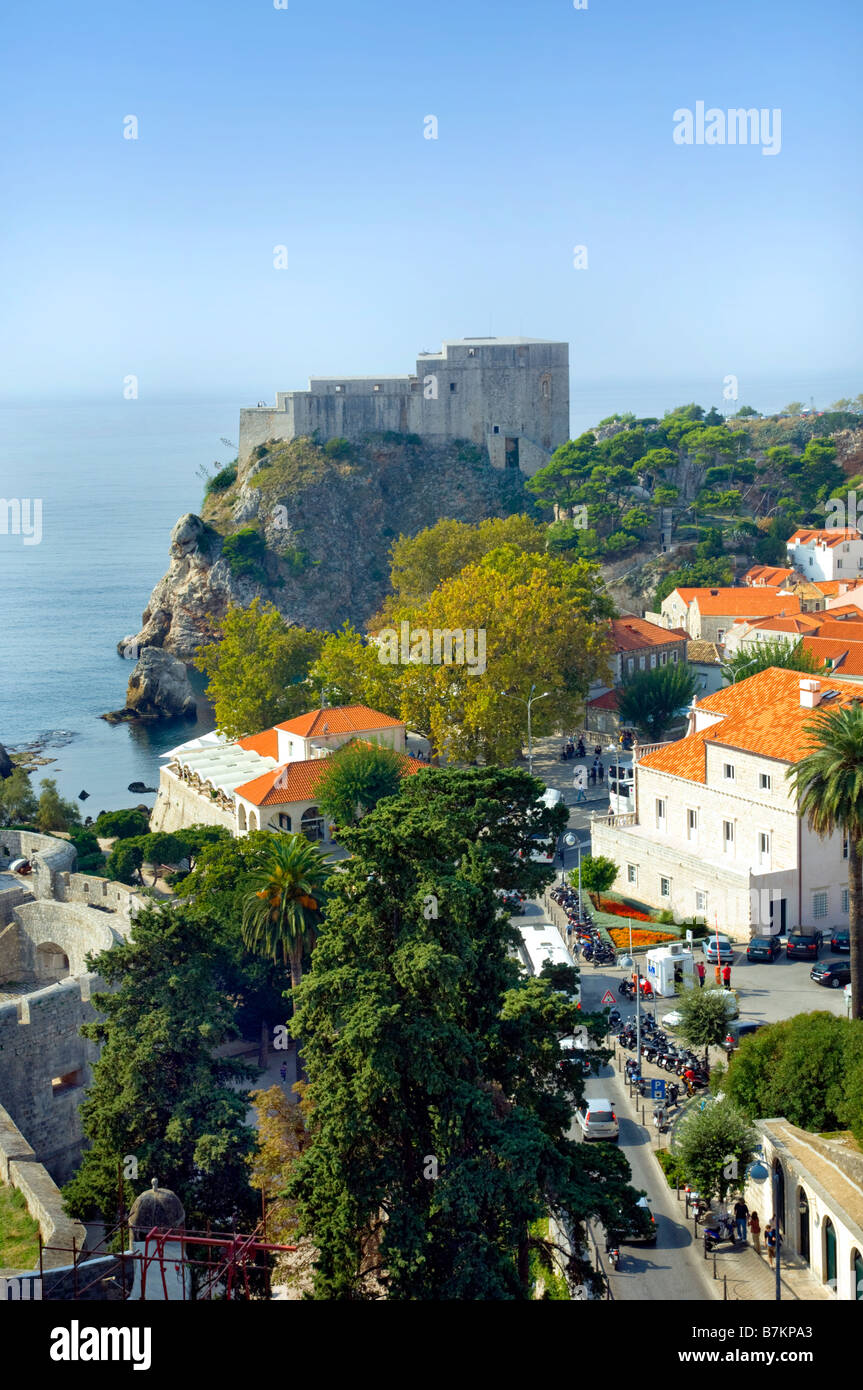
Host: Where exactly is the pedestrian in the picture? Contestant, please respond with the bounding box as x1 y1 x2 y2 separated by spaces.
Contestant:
733 1195 749 1244
279 1061 287 1084
597 762 604 782
696 960 706 988
765 1221 781 1268
722 962 732 988
749 1210 761 1254
589 764 597 785
594 745 602 759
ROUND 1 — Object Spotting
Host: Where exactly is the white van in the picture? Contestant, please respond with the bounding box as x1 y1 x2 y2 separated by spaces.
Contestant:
576 1097 619 1143
540 786 564 809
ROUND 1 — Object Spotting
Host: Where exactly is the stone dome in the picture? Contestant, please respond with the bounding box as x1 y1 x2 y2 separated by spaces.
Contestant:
128 1178 186 1240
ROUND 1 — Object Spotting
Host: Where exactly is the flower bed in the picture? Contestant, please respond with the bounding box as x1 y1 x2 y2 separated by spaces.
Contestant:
606 926 677 949
596 897 654 922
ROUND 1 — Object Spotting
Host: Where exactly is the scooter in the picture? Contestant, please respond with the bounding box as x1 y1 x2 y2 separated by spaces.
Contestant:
704 1214 735 1252
605 1242 620 1271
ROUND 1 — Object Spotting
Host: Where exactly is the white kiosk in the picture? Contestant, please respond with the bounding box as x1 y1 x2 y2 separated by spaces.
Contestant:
645 942 694 998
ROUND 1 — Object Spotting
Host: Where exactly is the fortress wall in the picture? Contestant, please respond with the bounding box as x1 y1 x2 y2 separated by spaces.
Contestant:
0 1102 87 1270
56 872 142 929
149 765 236 835
0 882 32 927
0 976 103 1183
12 900 117 979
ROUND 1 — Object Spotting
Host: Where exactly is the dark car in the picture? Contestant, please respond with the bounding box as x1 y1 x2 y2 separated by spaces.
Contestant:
810 959 851 990
786 930 823 961
730 1020 769 1042
830 928 850 954
747 935 783 963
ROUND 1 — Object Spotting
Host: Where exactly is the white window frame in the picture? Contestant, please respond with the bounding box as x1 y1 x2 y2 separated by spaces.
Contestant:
723 819 735 853
687 808 698 841
758 830 771 867
660 651 667 666
695 890 708 913
843 836 849 860
660 876 671 899
842 888 850 914
759 772 772 791
639 655 647 670
655 798 667 830
812 890 828 920
627 863 638 885
723 763 735 781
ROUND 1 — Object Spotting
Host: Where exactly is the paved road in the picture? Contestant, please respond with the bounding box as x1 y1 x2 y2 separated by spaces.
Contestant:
575 965 715 1303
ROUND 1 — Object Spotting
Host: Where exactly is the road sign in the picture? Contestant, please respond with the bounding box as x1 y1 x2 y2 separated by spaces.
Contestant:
650 1079 667 1100
601 990 616 1005
685 929 693 943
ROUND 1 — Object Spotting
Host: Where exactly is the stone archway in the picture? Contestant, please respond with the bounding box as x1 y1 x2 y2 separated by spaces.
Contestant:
36 941 70 981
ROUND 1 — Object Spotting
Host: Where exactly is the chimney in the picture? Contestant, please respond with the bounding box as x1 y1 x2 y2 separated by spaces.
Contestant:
799 679 822 709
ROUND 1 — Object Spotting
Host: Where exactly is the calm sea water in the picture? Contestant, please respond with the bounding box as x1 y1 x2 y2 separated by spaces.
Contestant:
0 372 857 815
0 398 238 814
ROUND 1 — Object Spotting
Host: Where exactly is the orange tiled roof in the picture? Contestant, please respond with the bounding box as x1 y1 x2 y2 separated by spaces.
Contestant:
236 729 280 758
743 565 794 586
610 616 686 652
787 528 862 548
746 613 824 635
275 704 404 738
639 666 863 779
235 750 426 807
587 689 619 710
672 587 800 618
799 637 863 678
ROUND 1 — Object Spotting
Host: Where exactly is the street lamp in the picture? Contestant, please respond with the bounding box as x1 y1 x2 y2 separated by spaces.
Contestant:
721 655 762 686
501 684 551 776
563 830 587 915
747 1152 781 1301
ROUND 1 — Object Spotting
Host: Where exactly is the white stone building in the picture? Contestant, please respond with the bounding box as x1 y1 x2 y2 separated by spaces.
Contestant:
786 527 863 582
591 668 856 939
150 705 421 840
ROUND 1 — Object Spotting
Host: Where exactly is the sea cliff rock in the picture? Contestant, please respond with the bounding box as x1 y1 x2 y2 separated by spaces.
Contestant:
103 648 197 723
0 743 13 779
120 437 529 661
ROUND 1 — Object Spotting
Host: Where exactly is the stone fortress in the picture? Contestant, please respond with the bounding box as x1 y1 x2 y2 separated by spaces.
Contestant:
238 337 569 477
0 832 144 1283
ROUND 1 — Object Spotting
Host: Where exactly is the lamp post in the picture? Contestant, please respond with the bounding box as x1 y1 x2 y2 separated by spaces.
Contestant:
501 684 551 776
721 655 762 686
563 831 587 915
747 1152 781 1301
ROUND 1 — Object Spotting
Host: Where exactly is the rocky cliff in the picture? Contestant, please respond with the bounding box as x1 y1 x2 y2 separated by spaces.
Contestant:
122 435 530 661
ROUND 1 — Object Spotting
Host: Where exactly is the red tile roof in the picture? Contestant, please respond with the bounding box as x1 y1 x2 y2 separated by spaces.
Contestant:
235 751 426 807
610 616 686 652
587 689 619 711
671 587 800 618
237 729 280 758
275 705 404 738
743 565 794 587
640 667 863 779
787 528 862 548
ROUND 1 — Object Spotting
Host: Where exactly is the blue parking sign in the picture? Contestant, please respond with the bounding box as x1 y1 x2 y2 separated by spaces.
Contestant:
650 1079 666 1100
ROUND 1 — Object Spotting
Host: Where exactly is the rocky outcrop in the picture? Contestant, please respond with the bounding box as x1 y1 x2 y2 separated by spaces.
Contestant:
102 648 197 724
0 744 13 779
121 436 529 661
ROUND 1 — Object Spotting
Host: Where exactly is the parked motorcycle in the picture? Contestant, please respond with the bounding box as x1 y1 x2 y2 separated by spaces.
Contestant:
704 1213 735 1252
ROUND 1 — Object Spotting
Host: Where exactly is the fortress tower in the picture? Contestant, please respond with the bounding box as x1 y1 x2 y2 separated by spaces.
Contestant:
238 337 569 476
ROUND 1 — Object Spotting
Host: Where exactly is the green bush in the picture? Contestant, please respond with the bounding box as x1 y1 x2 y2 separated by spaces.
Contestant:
323 437 351 458
93 808 149 840
656 1149 687 1188
205 464 237 494
222 527 268 581
69 829 101 859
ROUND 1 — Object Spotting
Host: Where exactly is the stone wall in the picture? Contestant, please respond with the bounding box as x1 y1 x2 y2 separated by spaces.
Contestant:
9 900 118 981
149 765 236 835
0 1102 87 1270
0 830 77 901
0 976 103 1182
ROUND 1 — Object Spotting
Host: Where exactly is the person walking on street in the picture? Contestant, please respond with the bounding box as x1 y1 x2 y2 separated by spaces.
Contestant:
749 1211 761 1254
279 1061 287 1084
696 960 706 988
765 1221 781 1269
722 962 732 988
733 1196 749 1244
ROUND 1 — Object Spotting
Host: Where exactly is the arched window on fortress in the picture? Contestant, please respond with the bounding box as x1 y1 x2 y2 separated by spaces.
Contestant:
540 374 552 400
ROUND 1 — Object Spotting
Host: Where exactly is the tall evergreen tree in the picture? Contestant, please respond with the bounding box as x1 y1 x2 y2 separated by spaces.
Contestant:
287 767 644 1299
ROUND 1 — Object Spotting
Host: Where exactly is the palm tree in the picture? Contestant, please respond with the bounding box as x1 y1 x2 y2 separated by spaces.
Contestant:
788 703 863 1019
241 832 333 994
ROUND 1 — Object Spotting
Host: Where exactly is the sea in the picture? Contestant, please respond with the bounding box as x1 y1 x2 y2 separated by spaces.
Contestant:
0 370 858 816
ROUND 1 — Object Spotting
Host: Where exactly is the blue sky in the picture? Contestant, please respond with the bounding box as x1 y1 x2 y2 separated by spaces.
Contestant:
2 0 861 415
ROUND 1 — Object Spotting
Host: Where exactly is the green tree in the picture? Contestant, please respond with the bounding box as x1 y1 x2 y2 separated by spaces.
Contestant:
654 558 734 607
784 402 805 416
241 832 333 996
724 1013 863 1136
36 778 81 833
0 767 38 826
672 984 735 1067
754 516 790 566
314 740 406 829
577 854 618 908
136 831 186 885
617 662 697 742
734 406 759 418
93 808 150 840
722 638 828 684
104 837 145 885
787 703 863 1018
194 599 326 739
286 766 643 1299
383 514 546 613
61 905 258 1228
221 525 267 582
676 1099 758 1203
307 622 400 714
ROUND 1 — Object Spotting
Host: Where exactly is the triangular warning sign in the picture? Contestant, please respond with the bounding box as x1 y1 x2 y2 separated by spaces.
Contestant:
601 990 616 1005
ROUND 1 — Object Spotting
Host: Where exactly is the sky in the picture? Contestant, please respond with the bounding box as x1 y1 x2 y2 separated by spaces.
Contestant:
1 0 861 415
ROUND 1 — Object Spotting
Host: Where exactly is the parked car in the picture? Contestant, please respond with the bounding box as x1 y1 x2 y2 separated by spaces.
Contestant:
702 934 735 964
575 1097 619 1143
746 935 783 963
810 959 852 990
728 1019 769 1042
527 834 556 865
830 928 850 954
786 930 823 961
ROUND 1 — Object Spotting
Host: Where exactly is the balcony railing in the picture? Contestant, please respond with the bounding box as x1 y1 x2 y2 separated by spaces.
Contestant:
592 810 637 828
